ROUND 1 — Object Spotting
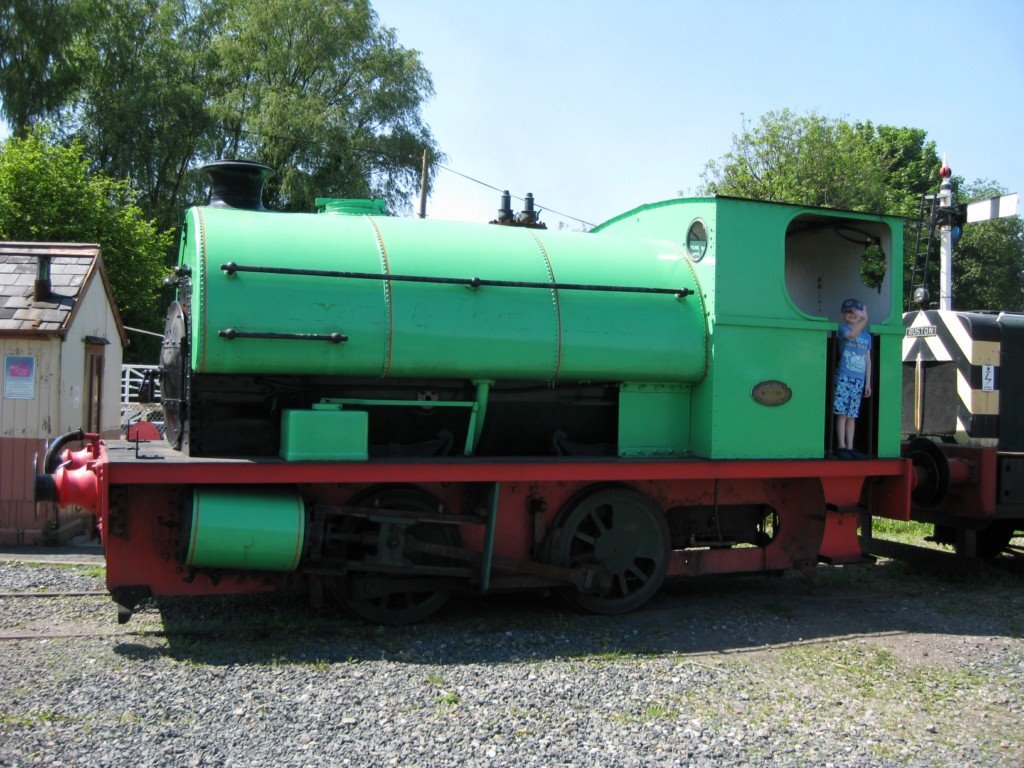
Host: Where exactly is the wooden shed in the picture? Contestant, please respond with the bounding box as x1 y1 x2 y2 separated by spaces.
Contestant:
0 242 126 545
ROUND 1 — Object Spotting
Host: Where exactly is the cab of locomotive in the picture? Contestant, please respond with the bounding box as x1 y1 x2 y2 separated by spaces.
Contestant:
593 196 905 460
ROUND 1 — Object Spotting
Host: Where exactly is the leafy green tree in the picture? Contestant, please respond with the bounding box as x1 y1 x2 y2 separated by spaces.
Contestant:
700 110 1024 311
0 130 172 360
207 0 438 212
0 0 89 133
0 0 440 224
0 0 440 352
71 0 219 231
699 109 940 215
865 124 941 217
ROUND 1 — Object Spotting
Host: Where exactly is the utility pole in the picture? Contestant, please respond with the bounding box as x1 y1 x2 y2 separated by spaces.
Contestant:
418 149 429 219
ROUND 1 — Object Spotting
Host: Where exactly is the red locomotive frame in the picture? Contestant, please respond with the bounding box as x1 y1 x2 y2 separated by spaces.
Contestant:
46 432 921 622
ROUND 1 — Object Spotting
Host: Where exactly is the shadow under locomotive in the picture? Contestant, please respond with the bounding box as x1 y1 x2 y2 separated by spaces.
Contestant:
111 559 1024 667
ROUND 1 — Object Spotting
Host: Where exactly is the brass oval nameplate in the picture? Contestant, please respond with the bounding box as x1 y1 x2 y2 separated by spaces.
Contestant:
751 380 792 406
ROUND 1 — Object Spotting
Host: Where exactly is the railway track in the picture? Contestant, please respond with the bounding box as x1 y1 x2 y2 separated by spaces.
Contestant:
0 590 107 598
0 621 363 643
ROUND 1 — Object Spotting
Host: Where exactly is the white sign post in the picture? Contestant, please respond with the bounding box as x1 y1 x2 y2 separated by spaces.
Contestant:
937 159 1018 311
965 193 1018 223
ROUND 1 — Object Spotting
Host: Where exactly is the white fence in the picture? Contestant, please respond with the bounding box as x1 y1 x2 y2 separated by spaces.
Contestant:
120 364 164 436
121 364 161 402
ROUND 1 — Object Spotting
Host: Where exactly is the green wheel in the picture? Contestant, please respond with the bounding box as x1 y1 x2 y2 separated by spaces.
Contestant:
552 487 670 614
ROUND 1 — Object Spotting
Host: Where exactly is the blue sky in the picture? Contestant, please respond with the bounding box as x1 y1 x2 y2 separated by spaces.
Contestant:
373 0 1024 229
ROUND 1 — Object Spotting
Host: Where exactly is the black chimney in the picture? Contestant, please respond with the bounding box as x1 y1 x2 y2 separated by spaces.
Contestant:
33 254 51 301
496 190 514 223
516 193 538 225
201 160 275 211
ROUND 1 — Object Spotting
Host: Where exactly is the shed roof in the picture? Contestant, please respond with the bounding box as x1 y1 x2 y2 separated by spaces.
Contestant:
0 242 126 343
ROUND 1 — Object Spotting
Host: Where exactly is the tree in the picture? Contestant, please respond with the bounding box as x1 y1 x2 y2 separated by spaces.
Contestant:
209 0 438 212
70 0 220 231
699 110 939 216
0 130 173 360
0 0 440 226
699 110 1024 311
0 0 440 352
0 0 89 133
866 124 941 217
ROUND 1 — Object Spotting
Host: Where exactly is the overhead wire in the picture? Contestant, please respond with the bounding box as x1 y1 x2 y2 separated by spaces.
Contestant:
216 123 599 226
437 164 597 228
206 121 599 226
42 101 599 228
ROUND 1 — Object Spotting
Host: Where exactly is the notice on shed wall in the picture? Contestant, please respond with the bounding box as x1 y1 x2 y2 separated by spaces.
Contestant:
4 355 36 399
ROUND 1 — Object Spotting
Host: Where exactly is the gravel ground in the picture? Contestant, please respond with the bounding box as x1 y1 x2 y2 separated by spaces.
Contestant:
1 558 1022 768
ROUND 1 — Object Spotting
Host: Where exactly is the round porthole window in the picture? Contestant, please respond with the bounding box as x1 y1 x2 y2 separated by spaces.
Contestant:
686 220 708 261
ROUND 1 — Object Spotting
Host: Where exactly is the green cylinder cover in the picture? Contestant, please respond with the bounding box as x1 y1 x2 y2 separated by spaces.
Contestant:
183 487 306 572
178 207 707 383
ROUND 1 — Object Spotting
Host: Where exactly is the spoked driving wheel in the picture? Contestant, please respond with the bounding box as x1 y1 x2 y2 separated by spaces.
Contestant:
328 487 459 625
551 486 670 614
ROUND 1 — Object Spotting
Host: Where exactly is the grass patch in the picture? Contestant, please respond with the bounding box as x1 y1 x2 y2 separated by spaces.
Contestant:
867 519 1024 556
866 518 938 547
13 561 101 573
610 700 683 724
437 690 460 707
639 702 680 721
568 641 663 663
0 712 35 728
0 711 70 728
677 640 1017 761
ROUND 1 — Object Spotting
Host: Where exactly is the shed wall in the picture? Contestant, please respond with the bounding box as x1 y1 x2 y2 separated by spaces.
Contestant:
1 336 61 439
0 336 62 543
59 274 124 438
